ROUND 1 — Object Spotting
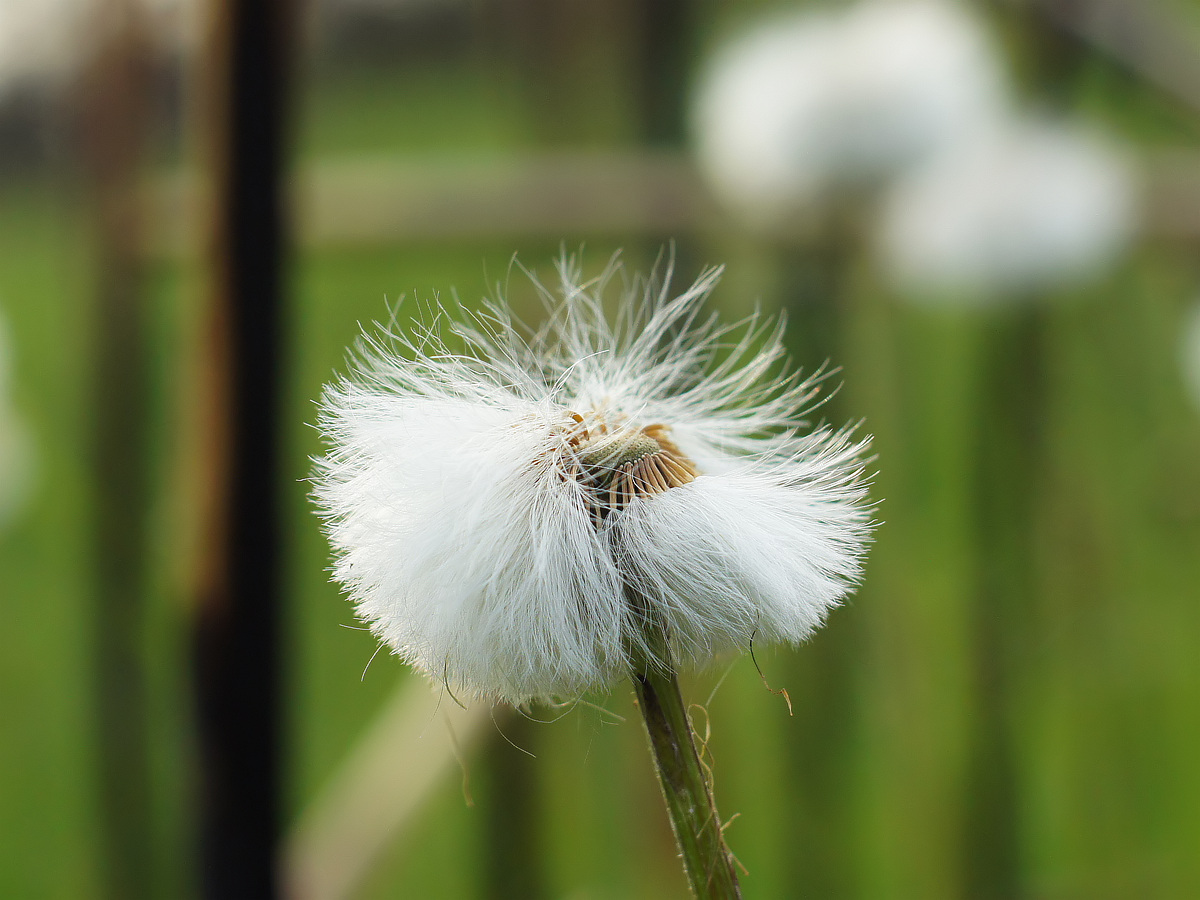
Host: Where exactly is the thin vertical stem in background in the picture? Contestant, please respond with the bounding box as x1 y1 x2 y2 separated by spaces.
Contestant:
777 208 865 898
631 0 692 149
961 310 1045 899
192 0 294 897
481 710 548 900
958 13 1085 894
78 3 154 897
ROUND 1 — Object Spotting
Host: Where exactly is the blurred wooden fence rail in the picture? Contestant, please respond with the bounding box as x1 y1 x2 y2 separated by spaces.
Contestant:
141 149 1200 255
146 151 708 252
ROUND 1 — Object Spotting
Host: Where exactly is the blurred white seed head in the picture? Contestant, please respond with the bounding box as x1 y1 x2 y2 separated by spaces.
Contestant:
0 0 87 98
692 0 1008 230
1183 301 1200 412
0 0 199 106
0 312 35 529
876 121 1137 301
313 255 874 704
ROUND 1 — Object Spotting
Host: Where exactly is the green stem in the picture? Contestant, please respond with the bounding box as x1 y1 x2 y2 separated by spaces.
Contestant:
630 625 742 899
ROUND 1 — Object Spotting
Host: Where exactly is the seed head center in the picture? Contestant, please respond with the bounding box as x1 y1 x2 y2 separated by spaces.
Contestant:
578 431 662 473
564 415 699 516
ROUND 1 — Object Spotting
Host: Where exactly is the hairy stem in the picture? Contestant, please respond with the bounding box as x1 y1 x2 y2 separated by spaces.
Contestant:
630 622 742 899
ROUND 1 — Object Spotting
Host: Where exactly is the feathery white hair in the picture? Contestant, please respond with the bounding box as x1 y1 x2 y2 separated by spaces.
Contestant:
691 0 1007 229
313 255 873 703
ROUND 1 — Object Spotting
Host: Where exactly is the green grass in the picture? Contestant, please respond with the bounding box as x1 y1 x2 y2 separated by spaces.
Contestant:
0 180 98 897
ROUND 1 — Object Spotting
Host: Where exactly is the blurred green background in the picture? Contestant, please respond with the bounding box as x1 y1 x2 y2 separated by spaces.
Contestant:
2 1 1200 898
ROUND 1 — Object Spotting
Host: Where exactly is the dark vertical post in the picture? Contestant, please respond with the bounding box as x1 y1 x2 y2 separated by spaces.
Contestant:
78 2 154 897
192 0 293 897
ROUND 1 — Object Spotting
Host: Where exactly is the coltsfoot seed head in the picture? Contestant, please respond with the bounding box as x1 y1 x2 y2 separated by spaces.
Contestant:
313 254 874 703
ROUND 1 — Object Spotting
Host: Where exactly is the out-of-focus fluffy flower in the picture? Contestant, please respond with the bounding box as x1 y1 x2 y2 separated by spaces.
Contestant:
0 0 86 99
313 256 873 704
876 121 1137 300
0 0 202 171
0 313 34 528
692 0 1007 229
0 0 196 103
1183 302 1200 412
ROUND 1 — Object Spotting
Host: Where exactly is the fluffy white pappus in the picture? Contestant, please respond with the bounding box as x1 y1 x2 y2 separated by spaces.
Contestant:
691 0 1007 230
313 255 874 704
876 121 1138 301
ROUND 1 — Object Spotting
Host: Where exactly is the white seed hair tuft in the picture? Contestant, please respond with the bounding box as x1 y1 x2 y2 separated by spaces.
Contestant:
313 253 874 703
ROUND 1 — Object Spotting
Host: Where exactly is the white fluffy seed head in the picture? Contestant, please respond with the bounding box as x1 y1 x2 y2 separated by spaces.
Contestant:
876 120 1138 302
313 254 874 704
691 0 1007 230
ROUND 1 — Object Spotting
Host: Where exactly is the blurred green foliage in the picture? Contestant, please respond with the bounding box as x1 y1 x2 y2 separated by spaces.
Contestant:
2 2 1200 898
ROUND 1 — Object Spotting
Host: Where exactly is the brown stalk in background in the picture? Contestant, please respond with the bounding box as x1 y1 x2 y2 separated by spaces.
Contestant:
78 2 155 897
